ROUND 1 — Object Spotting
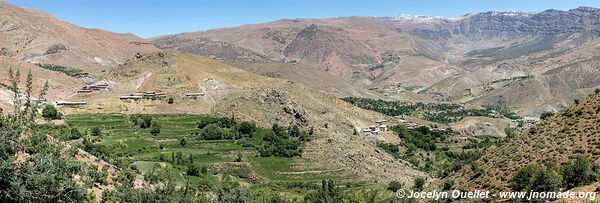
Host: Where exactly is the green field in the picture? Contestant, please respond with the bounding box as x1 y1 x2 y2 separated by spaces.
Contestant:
44 113 371 201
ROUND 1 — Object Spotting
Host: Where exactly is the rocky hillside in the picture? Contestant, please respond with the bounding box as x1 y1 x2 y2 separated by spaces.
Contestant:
0 3 158 73
154 7 600 117
0 58 83 112
153 17 454 90
445 90 600 191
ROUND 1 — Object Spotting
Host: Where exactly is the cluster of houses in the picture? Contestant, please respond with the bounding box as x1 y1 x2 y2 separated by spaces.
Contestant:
361 118 448 135
362 119 390 135
119 91 167 102
56 101 87 107
78 84 108 93
185 92 205 99
119 92 206 102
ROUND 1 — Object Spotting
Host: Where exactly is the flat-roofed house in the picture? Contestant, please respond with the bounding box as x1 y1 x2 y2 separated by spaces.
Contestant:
56 101 87 107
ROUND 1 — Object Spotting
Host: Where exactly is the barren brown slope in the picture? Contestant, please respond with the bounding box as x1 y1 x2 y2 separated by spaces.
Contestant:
0 58 83 112
445 90 600 191
152 17 454 91
0 3 158 73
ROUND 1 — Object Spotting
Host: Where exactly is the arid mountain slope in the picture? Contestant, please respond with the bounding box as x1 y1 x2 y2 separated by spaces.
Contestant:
153 17 455 90
154 7 600 117
0 58 83 112
0 3 158 73
445 90 600 191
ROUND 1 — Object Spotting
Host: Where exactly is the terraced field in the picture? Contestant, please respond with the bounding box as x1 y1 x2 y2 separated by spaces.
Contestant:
59 114 369 199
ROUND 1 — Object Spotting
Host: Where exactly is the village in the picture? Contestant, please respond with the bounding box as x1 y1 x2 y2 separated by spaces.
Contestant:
360 118 448 135
56 83 207 107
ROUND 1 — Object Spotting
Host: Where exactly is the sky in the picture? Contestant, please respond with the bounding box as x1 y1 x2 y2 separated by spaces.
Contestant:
7 0 600 38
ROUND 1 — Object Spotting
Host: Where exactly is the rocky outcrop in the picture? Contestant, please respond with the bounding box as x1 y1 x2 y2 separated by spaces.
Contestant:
454 7 600 36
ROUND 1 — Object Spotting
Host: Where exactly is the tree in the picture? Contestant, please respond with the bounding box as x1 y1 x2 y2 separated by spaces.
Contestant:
413 178 425 190
290 125 301 138
237 121 256 135
167 97 174 104
387 181 402 192
305 180 341 203
530 168 561 193
540 112 554 120
442 179 454 190
562 156 595 189
150 125 161 135
272 123 284 135
138 116 152 128
41 104 59 120
0 69 83 202
70 127 82 140
511 165 541 191
179 137 186 146
91 127 102 136
187 163 200 176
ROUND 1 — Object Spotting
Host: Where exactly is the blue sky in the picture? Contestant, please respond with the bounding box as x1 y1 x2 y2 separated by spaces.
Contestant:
8 0 600 38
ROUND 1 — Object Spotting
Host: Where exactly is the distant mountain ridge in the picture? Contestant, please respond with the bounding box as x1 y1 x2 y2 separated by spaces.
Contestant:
153 7 600 116
0 3 159 73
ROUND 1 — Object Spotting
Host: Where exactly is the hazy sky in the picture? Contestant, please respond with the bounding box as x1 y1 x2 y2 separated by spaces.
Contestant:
8 0 600 38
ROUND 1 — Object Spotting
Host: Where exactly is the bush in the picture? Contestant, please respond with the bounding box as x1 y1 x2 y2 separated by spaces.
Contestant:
187 164 200 176
150 125 161 135
69 127 82 140
237 121 256 135
511 165 540 191
414 178 425 190
179 137 186 146
42 105 59 120
200 123 233 140
530 168 561 193
387 181 402 192
442 179 454 190
91 127 102 136
561 156 596 189
540 111 554 120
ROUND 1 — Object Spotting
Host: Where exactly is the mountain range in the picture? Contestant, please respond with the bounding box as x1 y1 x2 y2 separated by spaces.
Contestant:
154 7 600 116
1 2 599 201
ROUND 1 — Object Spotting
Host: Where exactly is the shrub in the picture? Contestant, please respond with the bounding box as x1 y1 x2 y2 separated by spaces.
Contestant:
237 121 256 135
414 178 425 190
186 164 200 176
150 125 161 135
69 127 82 140
511 165 541 191
42 105 59 120
540 111 554 120
561 156 596 189
387 181 402 192
179 137 186 146
530 168 561 193
91 127 102 136
442 179 454 190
